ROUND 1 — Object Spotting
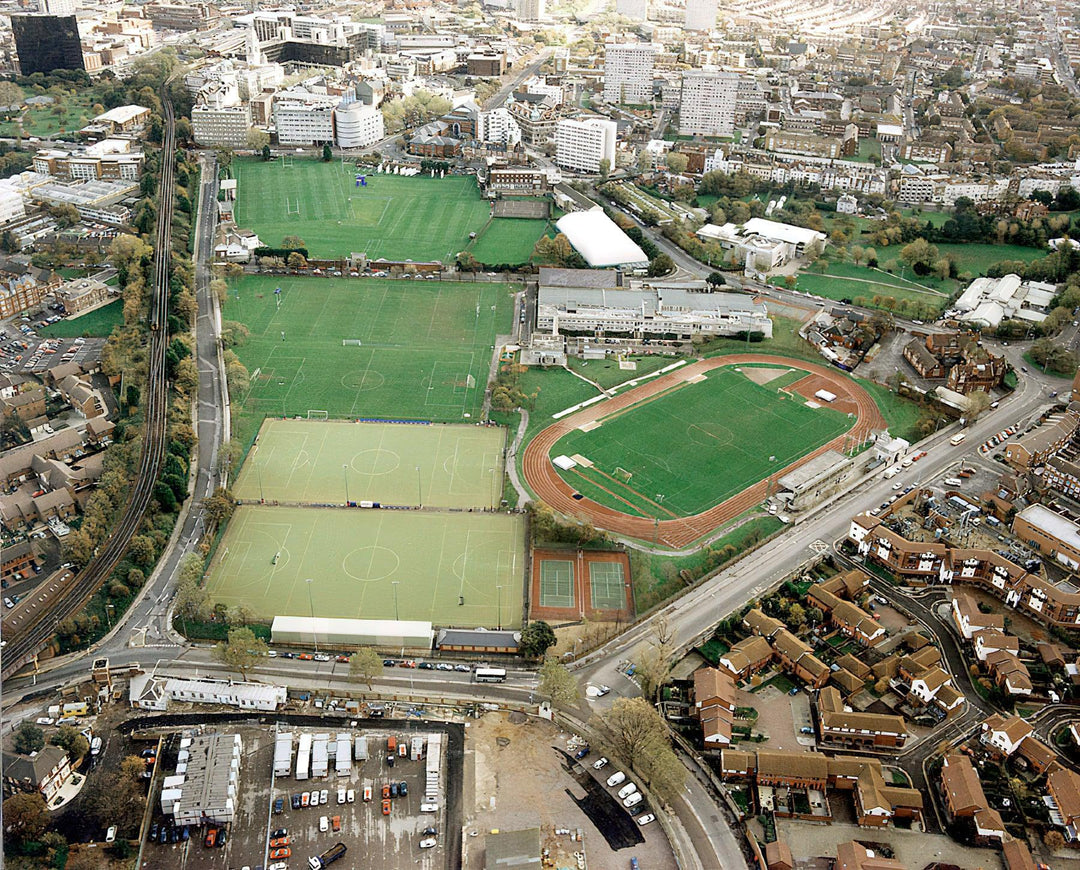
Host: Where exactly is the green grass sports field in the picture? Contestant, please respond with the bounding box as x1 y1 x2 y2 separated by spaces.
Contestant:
469 218 550 265
224 275 513 444
234 157 502 261
551 366 853 518
205 505 525 627
234 419 505 508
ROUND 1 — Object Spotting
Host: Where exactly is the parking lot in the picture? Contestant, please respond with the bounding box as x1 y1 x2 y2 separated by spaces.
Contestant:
0 332 107 374
141 721 460 870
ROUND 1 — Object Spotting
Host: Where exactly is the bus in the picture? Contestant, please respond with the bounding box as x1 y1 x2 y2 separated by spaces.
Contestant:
950 432 967 446
473 667 507 683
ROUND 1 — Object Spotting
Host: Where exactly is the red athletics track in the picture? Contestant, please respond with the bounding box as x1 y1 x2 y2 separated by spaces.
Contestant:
521 355 886 549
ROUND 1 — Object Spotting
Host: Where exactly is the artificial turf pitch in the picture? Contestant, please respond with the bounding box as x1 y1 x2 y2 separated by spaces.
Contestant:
234 419 505 509
234 157 544 262
551 366 853 518
205 505 526 628
224 275 512 442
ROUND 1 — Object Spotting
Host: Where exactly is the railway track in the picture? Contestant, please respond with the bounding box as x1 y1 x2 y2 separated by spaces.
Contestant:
1 98 176 679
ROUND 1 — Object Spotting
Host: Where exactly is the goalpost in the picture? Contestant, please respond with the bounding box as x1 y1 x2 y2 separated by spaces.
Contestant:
307 410 329 420
613 467 633 484
280 155 294 169
286 198 300 216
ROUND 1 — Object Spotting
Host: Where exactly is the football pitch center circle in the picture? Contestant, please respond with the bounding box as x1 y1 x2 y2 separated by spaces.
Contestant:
341 370 386 392
350 448 400 475
343 545 401 583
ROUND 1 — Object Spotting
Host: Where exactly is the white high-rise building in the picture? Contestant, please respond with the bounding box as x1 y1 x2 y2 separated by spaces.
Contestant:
679 71 739 137
516 0 544 21
615 0 648 19
684 0 717 31
274 94 337 146
555 118 617 174
191 104 251 148
480 107 522 146
333 100 384 148
603 42 657 105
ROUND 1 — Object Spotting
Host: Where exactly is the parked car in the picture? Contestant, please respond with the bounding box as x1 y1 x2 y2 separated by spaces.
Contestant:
618 783 638 800
593 757 609 770
273 797 284 814
607 771 626 787
381 799 391 815
624 792 643 808
637 814 656 825
319 816 328 833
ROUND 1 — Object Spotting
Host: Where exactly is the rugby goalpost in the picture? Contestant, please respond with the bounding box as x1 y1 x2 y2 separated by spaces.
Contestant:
286 198 300 216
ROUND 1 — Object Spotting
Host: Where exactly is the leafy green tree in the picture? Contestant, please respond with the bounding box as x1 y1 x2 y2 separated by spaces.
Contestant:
213 627 268 680
322 143 333 162
13 722 44 755
348 648 384 689
538 658 579 705
50 724 89 762
2 793 48 845
519 621 557 658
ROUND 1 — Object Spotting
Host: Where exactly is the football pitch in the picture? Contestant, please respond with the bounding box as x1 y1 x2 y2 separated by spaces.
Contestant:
234 157 504 261
224 275 513 443
204 506 525 628
234 419 505 508
551 366 853 518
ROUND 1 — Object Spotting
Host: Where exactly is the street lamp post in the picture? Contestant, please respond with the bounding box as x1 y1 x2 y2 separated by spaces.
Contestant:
416 466 422 508
496 585 503 630
342 464 350 506
306 578 318 653
392 581 400 622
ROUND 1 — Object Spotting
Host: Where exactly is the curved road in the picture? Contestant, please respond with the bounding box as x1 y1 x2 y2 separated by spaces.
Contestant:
522 354 884 547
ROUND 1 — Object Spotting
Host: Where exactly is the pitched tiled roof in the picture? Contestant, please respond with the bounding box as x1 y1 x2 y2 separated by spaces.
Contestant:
940 754 987 815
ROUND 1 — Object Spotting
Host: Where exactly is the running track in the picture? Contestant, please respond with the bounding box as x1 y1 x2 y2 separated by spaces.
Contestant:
521 356 886 549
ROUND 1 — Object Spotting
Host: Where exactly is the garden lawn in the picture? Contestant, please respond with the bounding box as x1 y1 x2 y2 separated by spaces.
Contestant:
935 243 1049 275
0 93 97 139
38 301 123 338
233 157 492 261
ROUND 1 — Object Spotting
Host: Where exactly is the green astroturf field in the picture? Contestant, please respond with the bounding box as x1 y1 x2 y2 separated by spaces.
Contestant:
234 157 494 261
204 505 526 627
234 419 505 508
224 275 513 443
551 366 853 518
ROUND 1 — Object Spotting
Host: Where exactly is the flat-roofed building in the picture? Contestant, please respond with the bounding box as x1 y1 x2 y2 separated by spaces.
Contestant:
679 71 738 137
1013 503 1080 571
165 733 241 826
603 42 657 105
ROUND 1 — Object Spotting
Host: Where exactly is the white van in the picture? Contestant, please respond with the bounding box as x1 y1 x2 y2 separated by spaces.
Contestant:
91 737 102 756
884 466 901 479
950 432 967 446
618 782 638 800
944 477 963 487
